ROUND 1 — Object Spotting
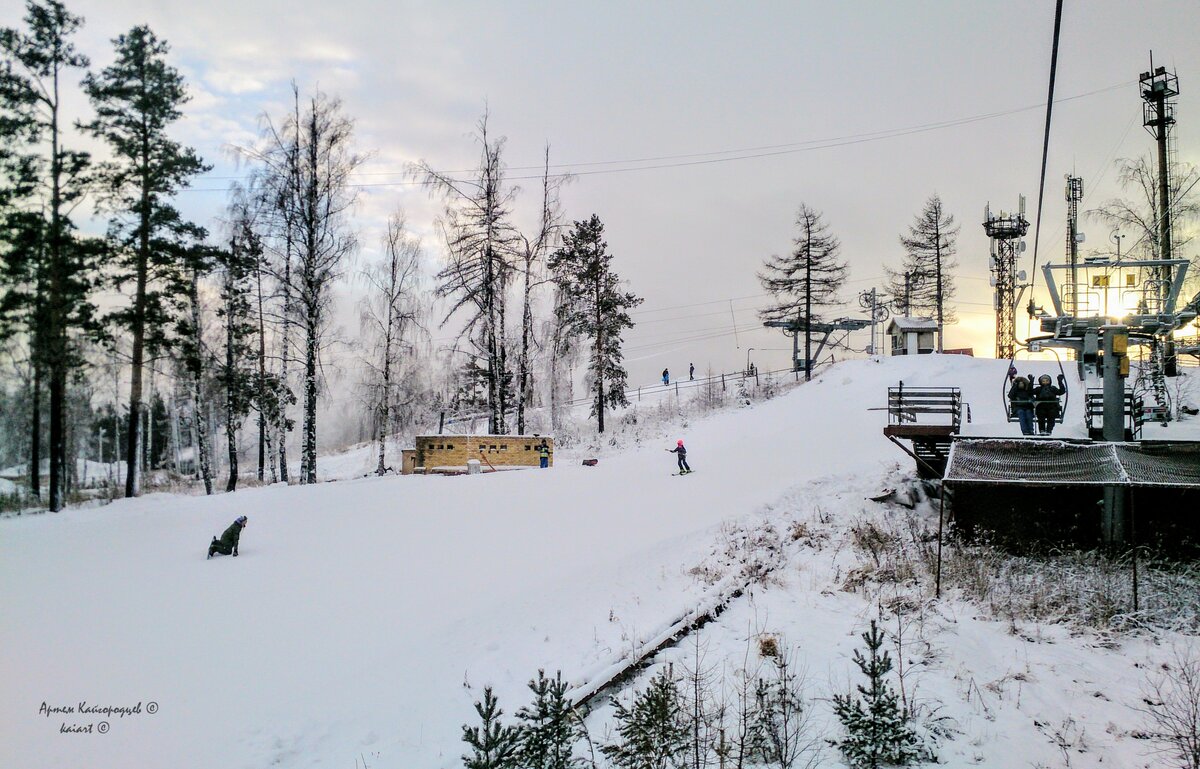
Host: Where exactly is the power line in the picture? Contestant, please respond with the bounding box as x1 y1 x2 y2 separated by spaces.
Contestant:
181 80 1132 194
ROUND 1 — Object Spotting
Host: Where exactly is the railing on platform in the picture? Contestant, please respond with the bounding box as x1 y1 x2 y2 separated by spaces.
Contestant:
1084 388 1144 440
886 384 963 431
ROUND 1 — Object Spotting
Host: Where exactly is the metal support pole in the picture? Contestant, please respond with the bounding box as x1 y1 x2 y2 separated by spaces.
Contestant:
935 486 946 599
1102 326 1128 441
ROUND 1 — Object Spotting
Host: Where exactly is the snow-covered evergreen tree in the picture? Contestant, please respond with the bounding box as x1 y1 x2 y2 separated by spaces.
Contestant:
832 620 932 768
462 686 520 769
516 669 583 769
548 214 643 434
601 667 689 769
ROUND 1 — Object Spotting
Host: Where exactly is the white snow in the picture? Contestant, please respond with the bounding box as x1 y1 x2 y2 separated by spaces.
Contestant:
1 355 1196 768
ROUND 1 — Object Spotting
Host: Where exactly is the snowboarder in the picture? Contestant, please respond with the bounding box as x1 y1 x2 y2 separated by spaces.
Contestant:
667 439 691 474
207 515 247 559
689 363 694 380
1032 373 1066 435
538 439 551 469
662 368 670 386
1008 373 1035 436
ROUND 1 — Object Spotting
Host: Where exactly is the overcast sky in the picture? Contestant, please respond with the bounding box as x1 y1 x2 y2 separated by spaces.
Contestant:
5 0 1199 388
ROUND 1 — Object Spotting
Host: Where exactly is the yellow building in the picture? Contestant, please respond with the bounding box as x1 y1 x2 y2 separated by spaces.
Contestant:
407 435 554 473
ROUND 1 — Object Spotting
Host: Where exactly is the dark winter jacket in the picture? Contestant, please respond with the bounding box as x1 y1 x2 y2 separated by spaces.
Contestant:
538 443 550 459
218 521 244 549
1032 382 1065 403
670 445 687 458
1008 379 1034 409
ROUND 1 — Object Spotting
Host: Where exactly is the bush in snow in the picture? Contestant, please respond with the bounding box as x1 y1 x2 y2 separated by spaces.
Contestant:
832 620 932 768
749 644 823 769
462 686 521 769
516 670 587 769
1139 642 1200 769
601 667 689 769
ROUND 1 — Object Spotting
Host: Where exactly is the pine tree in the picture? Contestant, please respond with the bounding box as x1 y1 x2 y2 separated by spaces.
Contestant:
462 686 520 769
886 194 959 352
215 212 259 492
757 204 846 381
831 620 931 769
601 667 689 769
548 214 643 434
417 111 520 435
81 24 210 497
516 670 583 769
0 0 98 511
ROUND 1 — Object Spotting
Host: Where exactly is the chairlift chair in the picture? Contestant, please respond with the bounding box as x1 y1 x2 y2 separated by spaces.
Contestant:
1001 339 1069 425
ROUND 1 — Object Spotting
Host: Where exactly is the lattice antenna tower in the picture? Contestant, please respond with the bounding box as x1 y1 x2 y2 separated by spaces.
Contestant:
983 196 1030 359
1065 175 1084 317
1140 60 1179 290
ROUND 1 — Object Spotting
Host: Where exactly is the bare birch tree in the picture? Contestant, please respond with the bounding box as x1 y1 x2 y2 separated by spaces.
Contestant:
359 210 425 475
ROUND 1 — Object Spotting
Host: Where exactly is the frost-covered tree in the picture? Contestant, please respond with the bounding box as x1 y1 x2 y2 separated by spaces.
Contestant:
416 111 520 435
463 686 521 769
172 241 215 494
832 620 931 768
250 88 361 484
81 24 209 497
548 214 642 434
758 204 846 381
602 667 689 769
0 0 98 511
516 669 584 769
359 210 424 475
886 194 958 351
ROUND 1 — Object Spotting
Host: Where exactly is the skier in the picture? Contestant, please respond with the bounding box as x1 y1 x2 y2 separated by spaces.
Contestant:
207 515 247 559
666 439 691 474
689 363 695 380
1007 373 1035 436
538 439 551 469
1032 373 1067 435
662 368 670 386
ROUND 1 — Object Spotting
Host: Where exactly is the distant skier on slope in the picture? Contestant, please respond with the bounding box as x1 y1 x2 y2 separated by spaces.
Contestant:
662 368 670 386
667 439 692 474
208 516 247 559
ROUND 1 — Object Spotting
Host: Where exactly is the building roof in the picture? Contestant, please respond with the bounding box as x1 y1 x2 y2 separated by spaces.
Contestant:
944 438 1200 488
887 317 939 332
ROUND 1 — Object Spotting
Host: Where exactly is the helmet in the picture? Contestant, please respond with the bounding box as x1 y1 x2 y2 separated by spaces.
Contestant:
677 440 684 447
236 515 248 525
1038 374 1052 384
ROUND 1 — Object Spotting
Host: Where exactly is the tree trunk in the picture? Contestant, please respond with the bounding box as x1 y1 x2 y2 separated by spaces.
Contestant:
191 268 214 495
302 312 318 483
256 258 267 482
517 260 533 435
30 365 41 499
226 269 239 493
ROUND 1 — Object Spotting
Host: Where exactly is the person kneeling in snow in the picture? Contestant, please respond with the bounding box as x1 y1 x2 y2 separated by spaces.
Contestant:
208 516 247 559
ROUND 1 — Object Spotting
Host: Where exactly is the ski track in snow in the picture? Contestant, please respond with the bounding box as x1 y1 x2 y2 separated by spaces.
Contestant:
1 355 1196 768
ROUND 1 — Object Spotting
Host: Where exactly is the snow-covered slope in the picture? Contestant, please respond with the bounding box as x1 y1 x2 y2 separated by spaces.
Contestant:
0 355 1194 769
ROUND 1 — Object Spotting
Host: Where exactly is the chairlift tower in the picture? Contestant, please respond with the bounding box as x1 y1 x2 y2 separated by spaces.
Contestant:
1065 175 1084 316
983 197 1030 359
1140 63 1179 276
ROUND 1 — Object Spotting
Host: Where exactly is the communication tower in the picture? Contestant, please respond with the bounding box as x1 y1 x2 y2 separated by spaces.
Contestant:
1065 175 1084 316
983 197 1030 359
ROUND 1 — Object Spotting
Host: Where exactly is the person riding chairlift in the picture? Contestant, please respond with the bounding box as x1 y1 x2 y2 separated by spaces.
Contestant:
1007 373 1036 436
1032 373 1066 436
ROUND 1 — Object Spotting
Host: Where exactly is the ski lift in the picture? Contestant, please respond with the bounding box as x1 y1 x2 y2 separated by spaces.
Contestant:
1001 338 1069 425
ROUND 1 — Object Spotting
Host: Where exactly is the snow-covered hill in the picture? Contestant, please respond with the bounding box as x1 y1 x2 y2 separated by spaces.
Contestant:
1 355 1196 769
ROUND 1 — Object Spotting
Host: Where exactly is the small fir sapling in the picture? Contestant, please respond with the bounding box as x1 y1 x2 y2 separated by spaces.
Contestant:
462 686 520 769
832 620 932 768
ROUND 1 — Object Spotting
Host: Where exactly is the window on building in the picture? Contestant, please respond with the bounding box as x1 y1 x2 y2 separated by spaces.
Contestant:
500 444 507 450
446 444 454 450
